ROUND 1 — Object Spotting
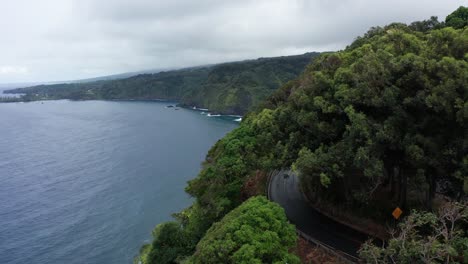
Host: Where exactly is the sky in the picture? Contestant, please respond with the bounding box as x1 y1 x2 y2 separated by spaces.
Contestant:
0 0 465 83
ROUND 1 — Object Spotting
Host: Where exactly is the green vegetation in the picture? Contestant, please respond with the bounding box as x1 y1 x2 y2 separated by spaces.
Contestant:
0 94 50 102
5 53 319 115
0 97 22 103
291 23 467 218
135 113 292 263
137 197 298 264
136 8 467 263
141 222 193 264
446 6 468 29
359 202 468 263
5 68 211 102
189 196 299 264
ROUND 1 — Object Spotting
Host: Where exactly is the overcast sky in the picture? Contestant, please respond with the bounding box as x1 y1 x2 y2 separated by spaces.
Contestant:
0 0 465 83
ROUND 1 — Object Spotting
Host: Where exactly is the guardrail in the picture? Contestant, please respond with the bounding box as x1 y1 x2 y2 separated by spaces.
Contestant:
296 229 360 263
267 170 360 264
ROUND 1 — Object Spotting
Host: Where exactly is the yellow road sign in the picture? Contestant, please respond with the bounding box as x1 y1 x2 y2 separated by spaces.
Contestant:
392 207 403 219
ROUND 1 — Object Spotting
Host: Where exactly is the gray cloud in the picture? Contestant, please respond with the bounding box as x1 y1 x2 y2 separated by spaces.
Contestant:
0 0 464 83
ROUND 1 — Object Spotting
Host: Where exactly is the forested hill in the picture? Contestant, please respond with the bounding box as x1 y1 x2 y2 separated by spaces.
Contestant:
5 52 320 115
137 7 468 264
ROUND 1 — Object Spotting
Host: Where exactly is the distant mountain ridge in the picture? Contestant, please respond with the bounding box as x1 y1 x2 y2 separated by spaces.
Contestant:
0 68 172 89
5 52 320 115
65 68 173 83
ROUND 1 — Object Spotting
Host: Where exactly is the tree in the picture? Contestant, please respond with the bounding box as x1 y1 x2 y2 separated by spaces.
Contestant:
189 196 300 264
445 6 468 29
409 16 443 32
359 202 468 263
292 24 467 218
145 222 193 264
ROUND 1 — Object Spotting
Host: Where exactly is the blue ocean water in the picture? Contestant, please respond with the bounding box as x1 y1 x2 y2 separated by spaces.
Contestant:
0 100 237 264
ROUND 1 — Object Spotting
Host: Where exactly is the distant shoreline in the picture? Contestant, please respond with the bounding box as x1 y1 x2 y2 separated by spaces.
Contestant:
0 97 243 121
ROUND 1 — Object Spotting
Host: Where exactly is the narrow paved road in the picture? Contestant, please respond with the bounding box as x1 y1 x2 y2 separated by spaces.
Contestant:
269 170 370 258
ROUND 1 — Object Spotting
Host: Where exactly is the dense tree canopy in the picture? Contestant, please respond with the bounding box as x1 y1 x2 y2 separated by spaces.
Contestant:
143 222 193 264
291 24 467 217
445 6 468 29
189 196 299 264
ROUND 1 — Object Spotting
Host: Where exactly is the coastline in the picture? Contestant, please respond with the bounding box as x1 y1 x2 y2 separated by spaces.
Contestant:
1 94 245 120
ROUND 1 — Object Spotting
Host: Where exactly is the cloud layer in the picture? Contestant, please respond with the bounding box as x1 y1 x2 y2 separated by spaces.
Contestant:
0 0 464 82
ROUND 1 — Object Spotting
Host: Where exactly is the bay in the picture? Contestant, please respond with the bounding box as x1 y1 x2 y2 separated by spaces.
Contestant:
0 100 237 264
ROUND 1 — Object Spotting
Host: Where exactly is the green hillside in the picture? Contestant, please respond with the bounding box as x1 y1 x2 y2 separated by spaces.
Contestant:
138 7 467 264
5 53 319 115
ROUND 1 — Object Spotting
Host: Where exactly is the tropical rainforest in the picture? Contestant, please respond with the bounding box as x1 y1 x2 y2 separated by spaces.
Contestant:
133 7 467 264
4 53 319 115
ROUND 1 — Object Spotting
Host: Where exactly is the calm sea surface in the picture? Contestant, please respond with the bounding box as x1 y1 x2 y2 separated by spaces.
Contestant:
0 100 237 264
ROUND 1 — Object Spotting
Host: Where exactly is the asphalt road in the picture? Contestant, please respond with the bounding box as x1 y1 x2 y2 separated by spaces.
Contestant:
269 170 370 258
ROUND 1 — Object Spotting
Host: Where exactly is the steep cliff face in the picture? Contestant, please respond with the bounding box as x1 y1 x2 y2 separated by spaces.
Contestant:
180 53 320 114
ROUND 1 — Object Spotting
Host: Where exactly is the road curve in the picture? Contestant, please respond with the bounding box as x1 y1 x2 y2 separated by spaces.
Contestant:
269 170 370 258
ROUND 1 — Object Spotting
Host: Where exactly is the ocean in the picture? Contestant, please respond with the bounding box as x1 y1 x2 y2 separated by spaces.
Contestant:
0 100 237 264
